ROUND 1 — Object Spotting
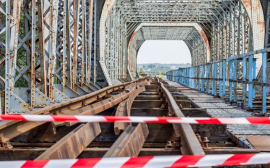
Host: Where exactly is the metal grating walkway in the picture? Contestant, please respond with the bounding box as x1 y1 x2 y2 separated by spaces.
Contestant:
166 79 270 149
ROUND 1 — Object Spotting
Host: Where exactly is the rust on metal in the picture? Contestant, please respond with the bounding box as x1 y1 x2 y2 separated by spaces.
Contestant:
247 136 270 152
114 84 148 135
204 147 260 154
0 121 46 142
104 123 149 157
158 79 205 155
0 79 147 142
72 0 80 89
36 122 101 160
55 80 149 126
195 25 210 62
0 58 5 70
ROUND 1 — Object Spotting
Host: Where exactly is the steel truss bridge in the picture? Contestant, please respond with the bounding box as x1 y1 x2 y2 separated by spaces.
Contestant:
1 0 269 114
0 0 270 164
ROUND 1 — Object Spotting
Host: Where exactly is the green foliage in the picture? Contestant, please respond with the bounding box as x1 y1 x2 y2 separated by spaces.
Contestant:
139 67 145 73
139 75 144 78
15 13 28 87
137 63 186 77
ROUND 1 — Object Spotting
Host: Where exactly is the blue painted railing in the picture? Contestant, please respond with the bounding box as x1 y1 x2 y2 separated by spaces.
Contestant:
167 48 270 113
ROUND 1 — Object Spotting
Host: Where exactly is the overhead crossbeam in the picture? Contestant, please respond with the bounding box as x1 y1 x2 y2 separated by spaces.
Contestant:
125 23 211 78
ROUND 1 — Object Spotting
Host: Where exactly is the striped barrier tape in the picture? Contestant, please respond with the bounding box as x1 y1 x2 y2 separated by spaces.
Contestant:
1 153 270 167
0 115 270 124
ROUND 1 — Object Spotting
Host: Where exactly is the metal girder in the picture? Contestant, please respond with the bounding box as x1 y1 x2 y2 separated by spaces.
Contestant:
115 0 232 23
0 0 107 114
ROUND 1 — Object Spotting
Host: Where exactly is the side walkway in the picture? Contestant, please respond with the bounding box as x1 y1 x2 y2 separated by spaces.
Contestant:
165 79 270 149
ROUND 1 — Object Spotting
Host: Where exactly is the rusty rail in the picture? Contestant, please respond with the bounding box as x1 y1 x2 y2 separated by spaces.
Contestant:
36 123 101 160
158 79 205 155
55 82 149 127
0 78 149 142
114 80 150 135
104 123 149 157
34 80 150 160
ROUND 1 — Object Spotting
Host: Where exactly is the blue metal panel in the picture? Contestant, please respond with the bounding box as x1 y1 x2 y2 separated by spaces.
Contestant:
253 59 256 98
196 67 199 90
195 67 197 89
222 60 226 96
167 48 269 114
192 67 195 89
262 52 267 113
219 62 222 97
212 63 214 95
212 63 217 96
233 59 237 102
178 70 180 82
191 67 193 88
201 65 205 91
248 55 253 108
242 57 247 106
188 68 190 86
229 60 233 101
206 64 210 93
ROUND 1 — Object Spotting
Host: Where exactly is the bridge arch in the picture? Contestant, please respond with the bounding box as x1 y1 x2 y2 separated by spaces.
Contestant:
127 23 209 78
127 23 210 77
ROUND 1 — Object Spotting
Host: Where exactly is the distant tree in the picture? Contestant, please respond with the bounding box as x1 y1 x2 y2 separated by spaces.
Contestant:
148 64 156 69
140 67 145 73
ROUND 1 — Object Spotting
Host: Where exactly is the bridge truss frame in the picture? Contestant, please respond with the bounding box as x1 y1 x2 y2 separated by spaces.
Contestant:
0 0 268 114
100 0 265 85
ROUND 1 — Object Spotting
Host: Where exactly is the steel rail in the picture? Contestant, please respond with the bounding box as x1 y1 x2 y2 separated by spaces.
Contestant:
35 81 149 160
65 83 149 127
35 122 101 160
114 82 149 135
158 79 205 155
104 123 149 157
0 78 149 142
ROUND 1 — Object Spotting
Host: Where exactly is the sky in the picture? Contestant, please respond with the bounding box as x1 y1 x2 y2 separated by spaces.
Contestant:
137 40 192 64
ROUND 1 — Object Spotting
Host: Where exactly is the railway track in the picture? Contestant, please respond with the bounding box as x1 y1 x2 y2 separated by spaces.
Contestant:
0 78 262 163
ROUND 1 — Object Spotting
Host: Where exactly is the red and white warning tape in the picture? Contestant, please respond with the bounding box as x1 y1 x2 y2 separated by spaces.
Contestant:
0 115 270 125
1 153 270 168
